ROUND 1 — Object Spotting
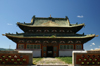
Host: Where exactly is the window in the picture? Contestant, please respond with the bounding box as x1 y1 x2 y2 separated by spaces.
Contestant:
54 47 57 51
66 45 69 49
34 45 36 49
30 45 33 49
60 45 63 49
76 45 82 49
27 45 30 49
43 47 46 51
26 44 40 49
54 53 56 56
60 45 73 49
37 45 40 49
69 45 71 49
71 45 73 49
64 45 66 49
18 44 24 49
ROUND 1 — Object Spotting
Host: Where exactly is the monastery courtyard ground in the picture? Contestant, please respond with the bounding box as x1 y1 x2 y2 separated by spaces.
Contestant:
33 57 74 66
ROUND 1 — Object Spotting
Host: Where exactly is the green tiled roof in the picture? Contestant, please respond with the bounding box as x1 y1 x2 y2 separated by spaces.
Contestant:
17 16 85 27
5 33 95 38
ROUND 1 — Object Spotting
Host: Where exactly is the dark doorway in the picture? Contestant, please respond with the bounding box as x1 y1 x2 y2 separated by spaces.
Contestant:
47 46 53 57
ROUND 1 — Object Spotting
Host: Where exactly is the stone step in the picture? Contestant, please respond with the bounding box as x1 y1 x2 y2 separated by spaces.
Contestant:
37 65 68 66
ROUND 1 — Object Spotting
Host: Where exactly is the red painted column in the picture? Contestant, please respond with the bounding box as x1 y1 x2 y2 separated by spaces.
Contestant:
74 44 75 49
16 43 18 49
82 44 83 50
24 43 26 49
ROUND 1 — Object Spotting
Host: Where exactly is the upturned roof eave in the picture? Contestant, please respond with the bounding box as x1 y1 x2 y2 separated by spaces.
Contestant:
17 22 85 28
5 34 96 39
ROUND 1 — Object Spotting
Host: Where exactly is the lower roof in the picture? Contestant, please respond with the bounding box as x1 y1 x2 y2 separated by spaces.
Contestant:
5 33 96 39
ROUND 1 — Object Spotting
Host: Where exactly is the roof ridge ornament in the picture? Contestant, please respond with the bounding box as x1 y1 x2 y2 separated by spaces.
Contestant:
50 14 51 17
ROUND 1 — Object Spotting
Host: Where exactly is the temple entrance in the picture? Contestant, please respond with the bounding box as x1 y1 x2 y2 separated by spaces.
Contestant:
47 46 53 57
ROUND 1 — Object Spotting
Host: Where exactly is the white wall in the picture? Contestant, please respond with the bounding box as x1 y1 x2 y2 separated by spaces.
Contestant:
33 50 41 57
59 51 72 56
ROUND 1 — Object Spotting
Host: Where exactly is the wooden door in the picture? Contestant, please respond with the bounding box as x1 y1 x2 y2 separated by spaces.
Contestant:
42 46 47 57
53 46 58 57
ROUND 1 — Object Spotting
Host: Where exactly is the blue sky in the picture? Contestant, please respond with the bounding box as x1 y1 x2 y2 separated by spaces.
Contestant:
0 0 100 50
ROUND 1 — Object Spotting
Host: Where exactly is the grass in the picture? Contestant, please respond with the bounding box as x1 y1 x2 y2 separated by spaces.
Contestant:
33 57 42 65
55 57 72 64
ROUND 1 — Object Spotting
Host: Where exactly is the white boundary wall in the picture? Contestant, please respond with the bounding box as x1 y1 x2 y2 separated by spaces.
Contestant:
59 51 72 56
33 50 41 57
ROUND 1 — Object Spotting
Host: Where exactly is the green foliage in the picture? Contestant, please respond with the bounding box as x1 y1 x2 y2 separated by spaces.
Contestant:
51 35 56 38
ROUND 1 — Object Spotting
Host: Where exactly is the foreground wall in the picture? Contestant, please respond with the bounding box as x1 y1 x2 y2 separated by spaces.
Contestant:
59 50 84 57
0 51 33 65
33 50 41 57
15 49 41 57
73 50 100 66
59 51 72 56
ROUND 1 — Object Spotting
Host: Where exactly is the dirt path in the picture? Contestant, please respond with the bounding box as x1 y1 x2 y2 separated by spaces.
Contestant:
36 57 73 65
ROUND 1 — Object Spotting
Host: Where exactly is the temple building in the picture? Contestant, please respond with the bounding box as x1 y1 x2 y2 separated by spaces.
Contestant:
4 15 97 57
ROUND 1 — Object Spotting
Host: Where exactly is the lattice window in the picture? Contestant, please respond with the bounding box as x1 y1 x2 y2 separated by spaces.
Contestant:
66 45 69 49
18 44 24 49
60 45 64 49
54 47 57 51
37 45 40 49
76 45 82 49
43 47 46 51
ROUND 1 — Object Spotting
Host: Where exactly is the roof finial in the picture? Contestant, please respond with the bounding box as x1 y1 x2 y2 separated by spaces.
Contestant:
50 14 51 17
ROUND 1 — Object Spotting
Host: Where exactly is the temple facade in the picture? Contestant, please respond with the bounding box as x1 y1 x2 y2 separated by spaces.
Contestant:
4 15 96 57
